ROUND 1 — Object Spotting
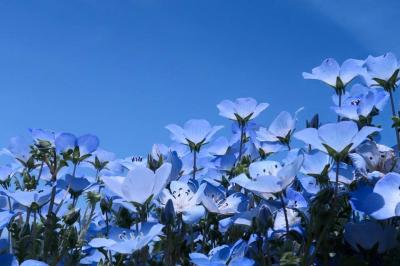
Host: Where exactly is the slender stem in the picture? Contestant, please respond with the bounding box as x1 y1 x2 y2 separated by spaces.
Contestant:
192 151 197 179
334 160 340 197
105 211 109 237
279 193 289 236
389 89 400 154
47 151 58 216
36 161 44 185
337 91 342 122
237 124 246 163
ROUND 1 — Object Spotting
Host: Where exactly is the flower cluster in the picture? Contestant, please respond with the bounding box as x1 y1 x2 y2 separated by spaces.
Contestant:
1 53 400 265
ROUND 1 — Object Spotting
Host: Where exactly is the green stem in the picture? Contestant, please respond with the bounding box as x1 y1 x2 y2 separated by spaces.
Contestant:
279 193 290 236
192 151 197 180
334 160 340 197
237 124 246 163
389 89 400 155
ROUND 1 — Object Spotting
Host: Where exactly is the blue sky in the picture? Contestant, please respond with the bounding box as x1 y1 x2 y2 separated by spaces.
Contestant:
0 0 399 157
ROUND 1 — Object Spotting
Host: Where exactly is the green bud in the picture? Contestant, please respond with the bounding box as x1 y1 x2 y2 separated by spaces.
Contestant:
63 208 81 225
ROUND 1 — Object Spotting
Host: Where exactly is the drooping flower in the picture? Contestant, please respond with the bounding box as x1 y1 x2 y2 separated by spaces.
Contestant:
217 97 269 123
303 58 364 90
102 163 171 204
165 119 223 151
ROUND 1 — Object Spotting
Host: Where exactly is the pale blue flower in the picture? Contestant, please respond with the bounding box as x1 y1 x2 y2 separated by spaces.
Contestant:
363 52 400 86
331 84 389 120
294 121 381 155
256 108 302 143
8 136 30 162
102 163 171 204
166 119 223 148
88 222 164 255
7 187 52 209
20 259 49 266
369 172 400 219
217 97 269 122
159 180 206 224
303 58 364 88
230 156 303 194
55 133 99 155
201 183 248 215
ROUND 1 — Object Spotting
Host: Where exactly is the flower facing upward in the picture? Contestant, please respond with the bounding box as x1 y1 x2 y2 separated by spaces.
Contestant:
166 119 223 151
217 97 269 123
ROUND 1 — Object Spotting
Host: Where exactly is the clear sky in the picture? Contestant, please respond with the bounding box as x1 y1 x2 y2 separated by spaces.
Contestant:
0 0 399 157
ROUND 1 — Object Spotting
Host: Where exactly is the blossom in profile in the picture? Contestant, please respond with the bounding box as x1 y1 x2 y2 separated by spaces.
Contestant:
256 108 302 145
217 97 269 123
55 133 100 155
362 52 400 88
294 121 380 157
166 119 223 150
303 58 364 90
102 163 171 204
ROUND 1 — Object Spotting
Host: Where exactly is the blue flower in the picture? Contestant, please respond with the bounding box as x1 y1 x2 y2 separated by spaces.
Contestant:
363 53 400 87
159 180 206 224
20 259 49 266
369 172 400 219
303 58 364 89
166 119 223 149
294 121 380 156
256 108 303 144
190 245 231 266
7 136 30 162
57 174 92 194
55 133 99 155
344 221 396 253
102 163 171 204
7 187 52 209
88 222 164 255
217 97 269 122
0 166 13 182
331 84 389 120
201 182 248 215
230 156 303 195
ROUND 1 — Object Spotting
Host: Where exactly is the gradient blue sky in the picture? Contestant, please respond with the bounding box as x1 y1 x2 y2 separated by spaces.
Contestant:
0 0 399 157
